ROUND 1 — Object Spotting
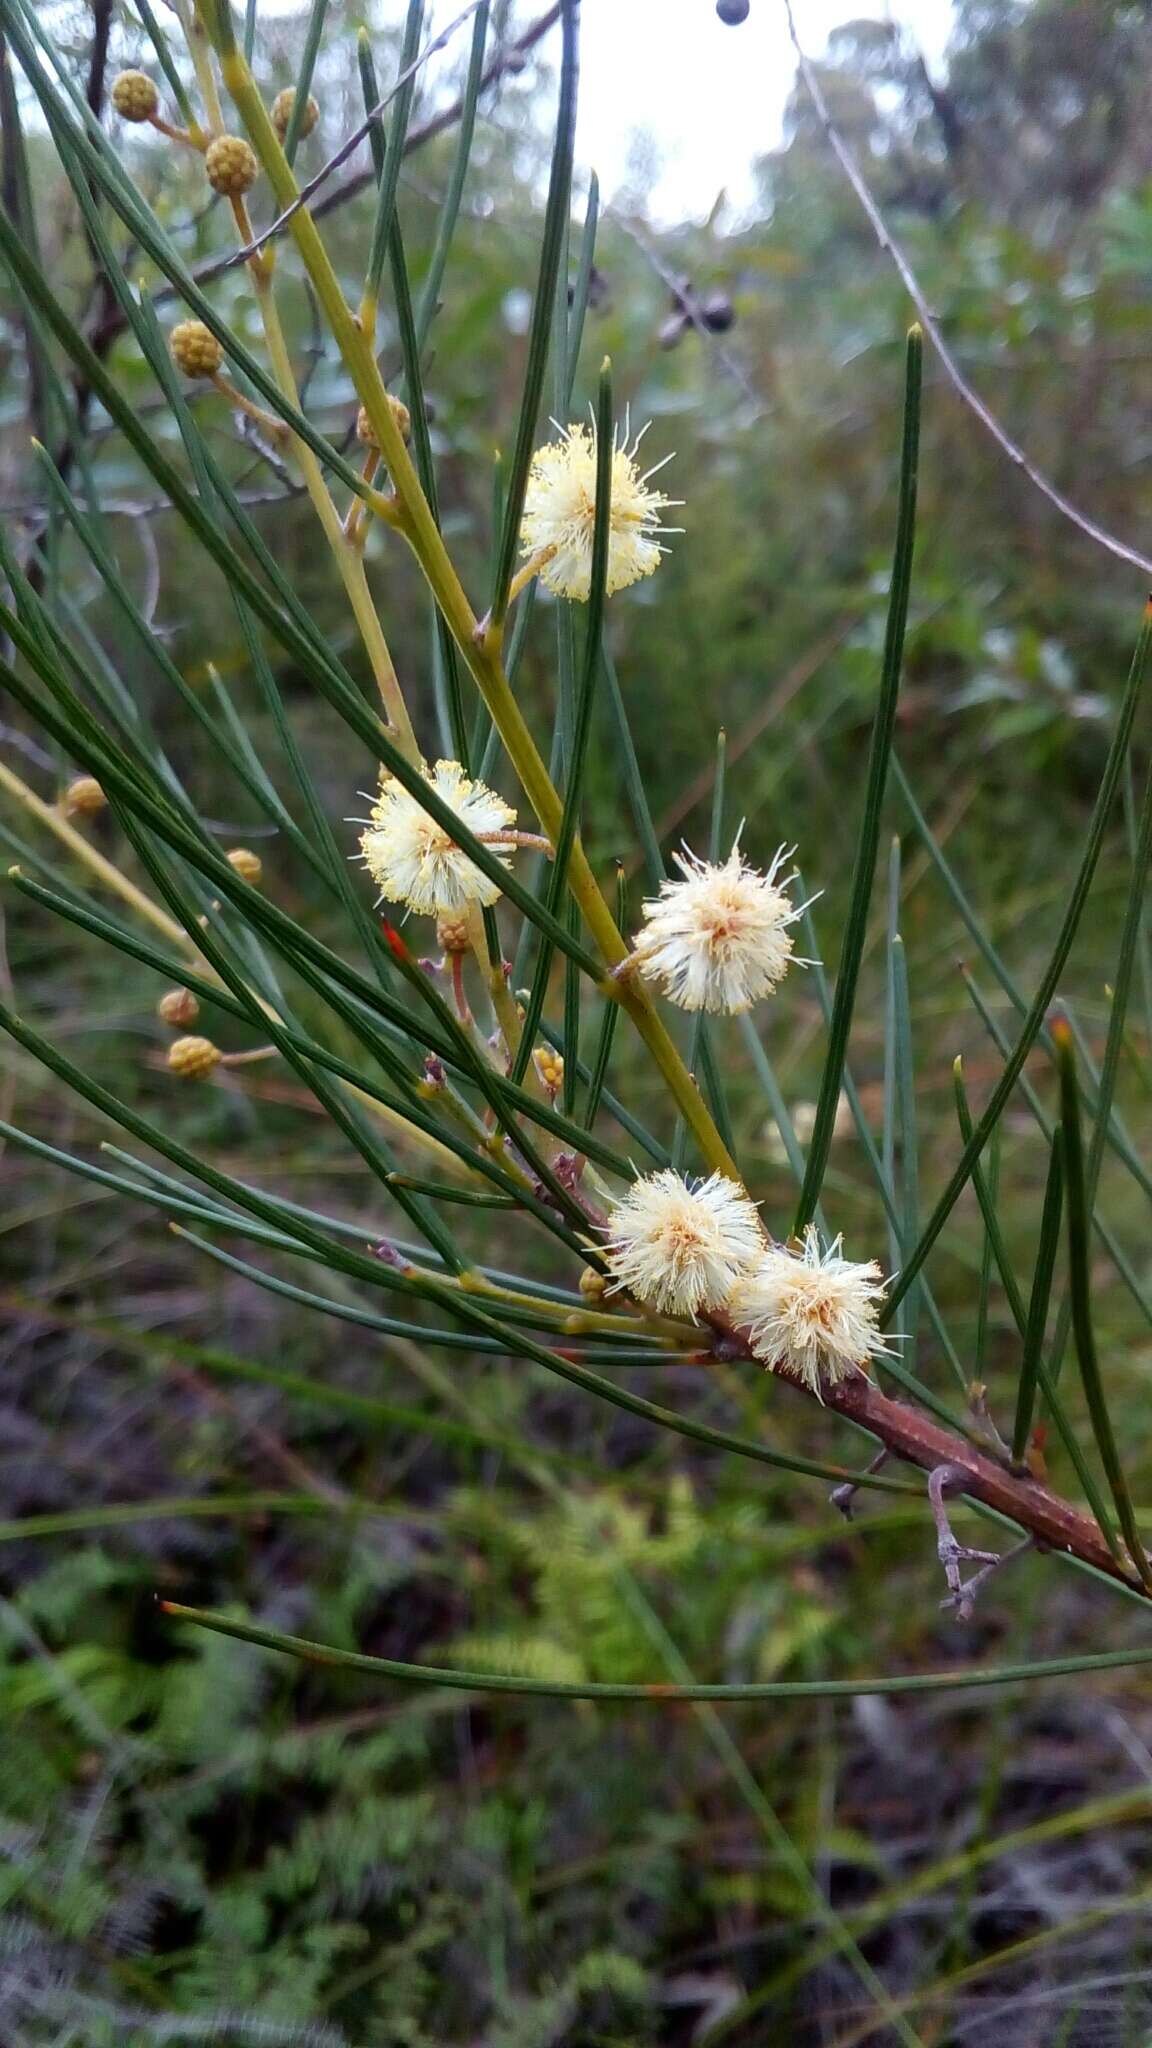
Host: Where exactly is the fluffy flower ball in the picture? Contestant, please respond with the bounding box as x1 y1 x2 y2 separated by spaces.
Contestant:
111 70 158 122
730 1228 891 1392
603 1170 764 1319
205 134 259 196
170 319 223 379
632 842 803 1014
519 420 678 602
358 760 517 916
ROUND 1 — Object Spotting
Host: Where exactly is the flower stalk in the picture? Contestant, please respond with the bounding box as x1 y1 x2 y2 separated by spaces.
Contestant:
198 12 739 1179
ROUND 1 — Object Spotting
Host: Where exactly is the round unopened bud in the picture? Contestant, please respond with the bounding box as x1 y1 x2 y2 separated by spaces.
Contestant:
167 1034 222 1080
271 88 319 143
111 70 159 122
534 1046 564 1096
205 133 259 197
716 0 750 21
170 319 223 379
158 987 200 1027
226 846 263 885
436 914 470 955
62 775 107 818
355 395 411 448
579 1265 607 1301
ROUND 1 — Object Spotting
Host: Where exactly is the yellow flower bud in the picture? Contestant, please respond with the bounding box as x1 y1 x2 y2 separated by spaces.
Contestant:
270 88 319 143
436 914 471 956
205 134 259 197
579 1265 607 1302
167 1034 222 1080
62 775 107 818
170 319 223 379
533 1046 564 1095
111 70 159 123
226 847 263 885
157 988 200 1027
356 396 411 448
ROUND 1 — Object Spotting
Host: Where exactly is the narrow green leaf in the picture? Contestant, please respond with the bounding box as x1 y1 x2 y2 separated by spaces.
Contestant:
134 0 198 127
489 0 578 625
794 326 921 1231
415 0 489 349
582 862 626 1129
364 0 424 295
885 604 1152 1321
963 969 1152 1333
1011 1132 1065 1470
1054 1015 1150 1585
161 1602 1152 1701
282 0 329 165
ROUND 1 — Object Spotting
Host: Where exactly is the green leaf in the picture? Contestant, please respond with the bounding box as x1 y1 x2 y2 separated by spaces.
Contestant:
1053 1015 1151 1586
160 1601 1152 1702
794 327 921 1232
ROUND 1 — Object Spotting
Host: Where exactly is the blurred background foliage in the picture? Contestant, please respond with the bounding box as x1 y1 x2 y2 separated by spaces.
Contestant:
4 0 1152 2041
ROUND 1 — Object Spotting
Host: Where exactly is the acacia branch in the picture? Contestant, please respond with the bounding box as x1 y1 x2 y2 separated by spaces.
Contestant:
783 0 1152 584
86 2 562 356
825 1369 1144 1596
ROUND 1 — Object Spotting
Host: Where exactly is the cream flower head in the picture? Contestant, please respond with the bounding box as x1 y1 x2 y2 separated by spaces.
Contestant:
730 1228 891 1393
357 759 516 916
519 417 679 602
603 1169 764 1319
632 841 806 1014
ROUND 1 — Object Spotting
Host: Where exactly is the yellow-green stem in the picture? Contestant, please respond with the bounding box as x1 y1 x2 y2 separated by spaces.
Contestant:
209 38 738 1182
0 760 192 951
0 763 466 1172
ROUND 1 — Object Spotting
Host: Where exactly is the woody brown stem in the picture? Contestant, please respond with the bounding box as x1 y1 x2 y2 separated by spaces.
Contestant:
826 1373 1145 1595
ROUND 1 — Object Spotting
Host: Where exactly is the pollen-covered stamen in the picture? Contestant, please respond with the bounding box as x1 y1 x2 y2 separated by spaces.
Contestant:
631 839 814 1014
730 1227 894 1393
603 1168 765 1319
356 759 520 916
518 417 680 603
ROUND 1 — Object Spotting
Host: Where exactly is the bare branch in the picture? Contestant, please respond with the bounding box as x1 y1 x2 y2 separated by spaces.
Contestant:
783 0 1152 584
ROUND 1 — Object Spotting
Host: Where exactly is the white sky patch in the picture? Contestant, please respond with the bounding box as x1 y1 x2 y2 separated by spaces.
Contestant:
458 0 955 224
260 0 957 225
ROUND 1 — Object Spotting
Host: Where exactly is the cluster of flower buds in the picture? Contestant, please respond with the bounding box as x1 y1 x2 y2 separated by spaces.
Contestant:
533 1046 564 1099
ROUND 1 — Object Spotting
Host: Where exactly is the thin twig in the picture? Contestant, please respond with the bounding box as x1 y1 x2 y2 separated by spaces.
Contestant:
783 0 1152 583
606 207 764 417
221 2 483 274
85 3 562 355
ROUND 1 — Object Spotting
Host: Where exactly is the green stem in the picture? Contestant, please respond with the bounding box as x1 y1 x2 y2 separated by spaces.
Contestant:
206 25 737 1179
